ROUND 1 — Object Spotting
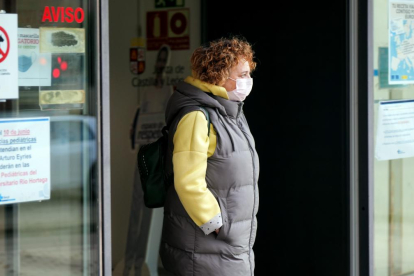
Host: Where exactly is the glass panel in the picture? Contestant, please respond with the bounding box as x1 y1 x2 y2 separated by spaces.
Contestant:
373 0 414 275
0 0 99 275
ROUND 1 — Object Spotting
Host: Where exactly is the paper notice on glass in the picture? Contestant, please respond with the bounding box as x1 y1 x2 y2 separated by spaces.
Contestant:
39 27 85 53
389 1 414 84
0 14 18 99
378 47 406 89
375 100 414 160
18 28 52 87
0 117 50 205
39 90 85 110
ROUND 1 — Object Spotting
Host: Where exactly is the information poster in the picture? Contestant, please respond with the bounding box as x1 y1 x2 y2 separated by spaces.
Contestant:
0 117 51 205
18 28 52 87
389 1 414 84
379 47 406 89
0 14 18 99
375 100 414 160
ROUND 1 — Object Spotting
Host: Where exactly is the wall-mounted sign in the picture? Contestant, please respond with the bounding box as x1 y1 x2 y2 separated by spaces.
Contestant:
42 6 85 23
0 117 50 205
0 14 18 99
146 9 189 51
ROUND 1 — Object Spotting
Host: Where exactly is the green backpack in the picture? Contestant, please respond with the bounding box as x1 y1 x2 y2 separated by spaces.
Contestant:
137 107 210 208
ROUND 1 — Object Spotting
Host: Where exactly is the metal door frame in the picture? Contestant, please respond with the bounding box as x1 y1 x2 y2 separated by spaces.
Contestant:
349 0 373 275
97 0 111 274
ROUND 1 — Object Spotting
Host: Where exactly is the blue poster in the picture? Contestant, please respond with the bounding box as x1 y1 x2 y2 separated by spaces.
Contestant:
389 1 414 84
379 47 406 89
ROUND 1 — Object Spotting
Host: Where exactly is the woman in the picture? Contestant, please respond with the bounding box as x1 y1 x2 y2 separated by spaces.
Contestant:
160 36 260 276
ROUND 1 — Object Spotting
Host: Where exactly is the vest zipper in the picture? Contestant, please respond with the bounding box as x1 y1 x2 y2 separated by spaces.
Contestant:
236 106 256 276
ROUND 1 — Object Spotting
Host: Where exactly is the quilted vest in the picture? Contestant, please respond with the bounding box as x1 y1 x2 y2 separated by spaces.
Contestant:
160 81 260 276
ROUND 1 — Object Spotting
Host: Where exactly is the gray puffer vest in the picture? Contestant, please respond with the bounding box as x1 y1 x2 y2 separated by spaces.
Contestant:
160 81 260 276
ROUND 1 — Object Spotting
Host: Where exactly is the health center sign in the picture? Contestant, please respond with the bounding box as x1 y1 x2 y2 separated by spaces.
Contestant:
0 118 51 205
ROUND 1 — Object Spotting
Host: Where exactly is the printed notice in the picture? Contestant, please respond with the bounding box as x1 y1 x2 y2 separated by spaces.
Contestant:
389 1 414 84
375 100 414 160
0 117 50 205
18 28 52 87
378 47 406 89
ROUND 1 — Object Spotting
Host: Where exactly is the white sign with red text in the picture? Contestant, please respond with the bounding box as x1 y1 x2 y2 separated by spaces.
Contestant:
0 117 50 205
0 14 18 99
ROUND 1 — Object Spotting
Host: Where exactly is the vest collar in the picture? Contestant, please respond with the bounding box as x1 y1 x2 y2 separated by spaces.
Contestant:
180 76 244 118
212 95 244 118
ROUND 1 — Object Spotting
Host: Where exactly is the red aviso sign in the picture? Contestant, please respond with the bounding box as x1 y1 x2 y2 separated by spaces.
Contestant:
42 7 85 23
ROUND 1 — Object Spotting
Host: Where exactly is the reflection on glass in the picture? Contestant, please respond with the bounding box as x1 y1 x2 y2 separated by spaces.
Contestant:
373 0 414 275
0 0 99 275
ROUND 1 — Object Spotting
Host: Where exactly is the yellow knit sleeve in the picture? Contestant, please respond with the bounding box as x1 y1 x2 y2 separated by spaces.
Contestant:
173 111 222 235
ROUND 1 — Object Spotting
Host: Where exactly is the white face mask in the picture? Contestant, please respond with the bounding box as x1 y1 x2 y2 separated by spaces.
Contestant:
227 77 253 102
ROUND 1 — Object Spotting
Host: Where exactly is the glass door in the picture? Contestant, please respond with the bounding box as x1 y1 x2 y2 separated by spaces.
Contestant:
0 0 100 275
372 0 414 275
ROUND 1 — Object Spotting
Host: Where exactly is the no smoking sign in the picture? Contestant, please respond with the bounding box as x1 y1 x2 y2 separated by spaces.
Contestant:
0 14 18 99
0 26 10 63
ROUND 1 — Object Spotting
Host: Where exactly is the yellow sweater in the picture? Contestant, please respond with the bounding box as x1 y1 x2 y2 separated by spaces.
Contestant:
172 76 228 235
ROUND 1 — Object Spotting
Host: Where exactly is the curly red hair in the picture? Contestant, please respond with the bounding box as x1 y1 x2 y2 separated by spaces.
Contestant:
190 36 256 85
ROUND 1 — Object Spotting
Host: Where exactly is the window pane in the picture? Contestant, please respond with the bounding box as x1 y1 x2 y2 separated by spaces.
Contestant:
0 0 99 275
373 0 414 275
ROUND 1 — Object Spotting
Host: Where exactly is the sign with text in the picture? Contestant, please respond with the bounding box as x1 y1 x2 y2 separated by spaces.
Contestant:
18 28 52 87
146 9 189 50
0 14 18 99
135 112 165 145
0 117 51 205
389 1 414 84
42 6 85 23
375 100 414 160
378 47 406 89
